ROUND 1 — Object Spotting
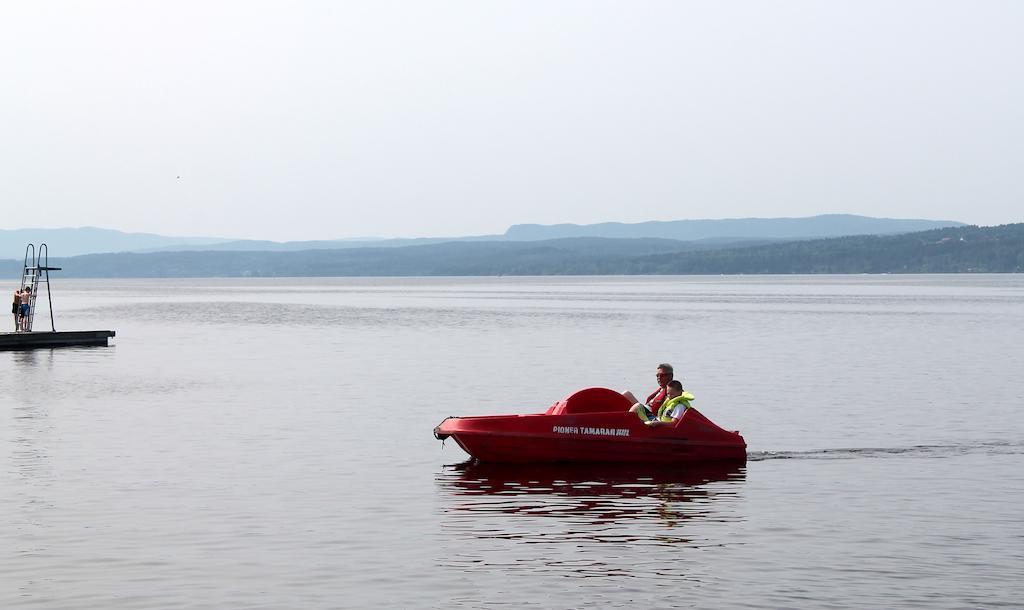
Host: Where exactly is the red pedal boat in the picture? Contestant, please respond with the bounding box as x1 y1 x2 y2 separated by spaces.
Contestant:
433 387 747 464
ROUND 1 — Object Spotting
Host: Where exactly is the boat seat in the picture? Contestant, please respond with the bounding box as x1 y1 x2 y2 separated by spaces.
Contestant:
546 387 634 415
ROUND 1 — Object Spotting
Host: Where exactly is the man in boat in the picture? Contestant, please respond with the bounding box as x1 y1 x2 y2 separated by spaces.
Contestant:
622 362 674 418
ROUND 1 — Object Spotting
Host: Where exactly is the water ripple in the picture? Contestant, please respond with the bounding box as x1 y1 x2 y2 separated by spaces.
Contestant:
749 440 1024 461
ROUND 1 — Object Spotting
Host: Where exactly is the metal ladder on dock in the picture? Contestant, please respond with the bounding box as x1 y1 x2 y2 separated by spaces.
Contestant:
19 243 60 332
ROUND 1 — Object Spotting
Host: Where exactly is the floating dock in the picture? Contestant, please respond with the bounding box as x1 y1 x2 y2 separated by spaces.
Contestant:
0 330 115 350
4 243 116 351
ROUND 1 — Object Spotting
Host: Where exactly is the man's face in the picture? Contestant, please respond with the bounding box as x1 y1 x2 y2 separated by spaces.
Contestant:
655 368 671 386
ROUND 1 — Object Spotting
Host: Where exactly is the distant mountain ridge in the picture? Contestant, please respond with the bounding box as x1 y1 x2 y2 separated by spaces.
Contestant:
504 214 964 241
0 227 230 258
1 223 1019 277
1 215 967 258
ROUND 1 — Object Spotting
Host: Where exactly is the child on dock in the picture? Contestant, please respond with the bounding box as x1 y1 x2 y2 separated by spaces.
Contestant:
19 286 31 331
12 288 20 331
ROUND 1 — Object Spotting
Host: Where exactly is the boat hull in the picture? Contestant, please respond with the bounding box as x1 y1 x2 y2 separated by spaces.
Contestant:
434 407 746 464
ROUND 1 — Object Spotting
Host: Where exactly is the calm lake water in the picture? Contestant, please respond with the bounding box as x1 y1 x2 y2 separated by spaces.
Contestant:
2 275 1023 609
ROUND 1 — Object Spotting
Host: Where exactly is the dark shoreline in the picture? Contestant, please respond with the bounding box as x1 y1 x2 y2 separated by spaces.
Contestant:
2 223 1022 277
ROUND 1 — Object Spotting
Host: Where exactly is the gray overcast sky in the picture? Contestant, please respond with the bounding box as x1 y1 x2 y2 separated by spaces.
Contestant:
2 1 1021 241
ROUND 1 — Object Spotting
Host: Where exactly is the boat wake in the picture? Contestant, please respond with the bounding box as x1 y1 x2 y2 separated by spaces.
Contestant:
749 440 1024 461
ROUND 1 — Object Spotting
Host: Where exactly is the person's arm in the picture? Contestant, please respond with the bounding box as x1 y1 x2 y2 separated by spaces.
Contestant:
666 402 691 424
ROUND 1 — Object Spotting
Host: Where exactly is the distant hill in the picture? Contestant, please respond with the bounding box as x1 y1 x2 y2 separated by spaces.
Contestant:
1 214 966 257
1 237 777 278
138 235 497 253
620 223 1024 274
0 227 229 257
504 214 965 241
1 224 1019 278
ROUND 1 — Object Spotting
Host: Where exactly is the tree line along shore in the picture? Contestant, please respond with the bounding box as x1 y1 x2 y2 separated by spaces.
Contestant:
2 223 1021 277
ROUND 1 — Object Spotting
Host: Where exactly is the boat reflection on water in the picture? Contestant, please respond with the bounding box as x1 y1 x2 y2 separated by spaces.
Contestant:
441 459 746 497
436 460 747 545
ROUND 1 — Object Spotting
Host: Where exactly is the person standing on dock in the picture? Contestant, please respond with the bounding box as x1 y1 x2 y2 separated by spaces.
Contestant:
12 287 21 331
19 285 31 331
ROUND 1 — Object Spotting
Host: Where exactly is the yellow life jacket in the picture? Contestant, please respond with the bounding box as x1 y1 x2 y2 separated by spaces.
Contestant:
656 391 694 421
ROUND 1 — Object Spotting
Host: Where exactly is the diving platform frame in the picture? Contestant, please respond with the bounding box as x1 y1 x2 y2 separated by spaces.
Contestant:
2 243 115 350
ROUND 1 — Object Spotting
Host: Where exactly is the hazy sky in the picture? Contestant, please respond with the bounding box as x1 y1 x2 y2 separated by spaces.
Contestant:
2 1 1021 241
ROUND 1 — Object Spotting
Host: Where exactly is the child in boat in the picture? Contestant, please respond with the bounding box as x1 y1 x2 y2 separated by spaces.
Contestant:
632 380 694 425
629 378 679 421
